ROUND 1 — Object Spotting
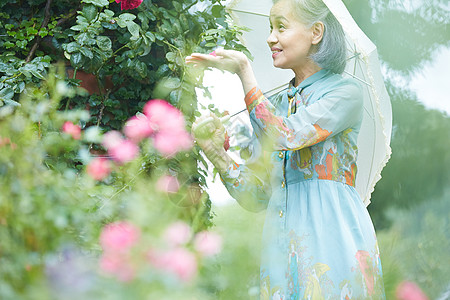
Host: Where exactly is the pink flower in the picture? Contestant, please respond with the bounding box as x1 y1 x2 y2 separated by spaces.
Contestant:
194 231 223 257
86 157 111 180
143 99 185 133
396 281 429 300
124 115 154 143
149 248 197 282
153 130 193 157
156 175 180 194
100 221 140 253
209 51 217 57
115 0 142 10
102 131 124 150
164 222 192 246
108 139 139 164
99 252 135 282
62 121 81 140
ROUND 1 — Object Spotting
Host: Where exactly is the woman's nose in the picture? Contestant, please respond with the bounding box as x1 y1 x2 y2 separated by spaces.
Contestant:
267 30 277 46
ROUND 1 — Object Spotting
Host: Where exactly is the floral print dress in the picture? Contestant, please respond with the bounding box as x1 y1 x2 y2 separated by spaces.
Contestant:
220 69 385 299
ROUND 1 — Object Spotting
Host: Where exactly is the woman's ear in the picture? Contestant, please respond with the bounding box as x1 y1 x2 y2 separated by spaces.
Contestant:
311 22 324 45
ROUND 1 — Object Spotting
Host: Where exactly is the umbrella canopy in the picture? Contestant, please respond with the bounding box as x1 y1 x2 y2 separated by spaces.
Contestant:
227 0 392 206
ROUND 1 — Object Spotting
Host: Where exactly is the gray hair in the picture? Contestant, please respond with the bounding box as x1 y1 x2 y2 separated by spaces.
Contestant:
274 0 347 74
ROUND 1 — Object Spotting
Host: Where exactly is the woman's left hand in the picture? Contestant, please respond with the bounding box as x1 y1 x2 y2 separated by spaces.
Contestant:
185 48 250 76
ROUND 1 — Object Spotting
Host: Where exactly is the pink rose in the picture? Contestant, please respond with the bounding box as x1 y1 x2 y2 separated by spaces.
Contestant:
396 281 429 300
124 115 154 143
153 130 193 157
143 99 185 133
156 175 180 193
108 139 139 164
86 157 111 180
149 248 197 282
115 0 142 10
99 252 135 282
62 121 81 140
194 231 223 257
164 222 192 246
100 221 140 253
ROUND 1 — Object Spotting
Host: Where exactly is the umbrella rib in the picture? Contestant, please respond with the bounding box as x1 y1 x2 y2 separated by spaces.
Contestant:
343 71 372 87
263 83 289 97
229 9 269 18
346 52 360 61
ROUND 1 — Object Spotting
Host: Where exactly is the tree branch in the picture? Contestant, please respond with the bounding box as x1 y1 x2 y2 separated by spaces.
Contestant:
26 0 53 63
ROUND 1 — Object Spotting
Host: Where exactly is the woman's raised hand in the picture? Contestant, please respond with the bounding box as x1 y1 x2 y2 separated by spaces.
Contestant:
185 48 250 76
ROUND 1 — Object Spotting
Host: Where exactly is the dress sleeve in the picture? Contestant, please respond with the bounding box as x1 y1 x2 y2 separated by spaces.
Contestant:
219 136 271 212
245 79 363 151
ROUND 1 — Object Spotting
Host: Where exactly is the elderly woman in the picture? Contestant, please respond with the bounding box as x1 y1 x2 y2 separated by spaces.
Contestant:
186 0 385 298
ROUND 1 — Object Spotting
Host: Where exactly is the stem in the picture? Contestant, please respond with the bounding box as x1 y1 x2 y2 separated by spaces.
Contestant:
1 72 22 83
56 9 78 26
26 0 53 63
182 0 199 13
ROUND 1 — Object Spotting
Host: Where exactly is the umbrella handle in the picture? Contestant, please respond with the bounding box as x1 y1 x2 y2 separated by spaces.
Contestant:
194 115 231 133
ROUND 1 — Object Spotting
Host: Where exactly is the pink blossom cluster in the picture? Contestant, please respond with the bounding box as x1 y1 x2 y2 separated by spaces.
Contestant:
62 121 81 140
98 221 222 283
99 221 141 282
148 221 223 282
85 99 193 181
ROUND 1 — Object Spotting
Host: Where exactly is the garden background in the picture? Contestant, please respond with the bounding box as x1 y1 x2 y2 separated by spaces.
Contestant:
0 0 449 299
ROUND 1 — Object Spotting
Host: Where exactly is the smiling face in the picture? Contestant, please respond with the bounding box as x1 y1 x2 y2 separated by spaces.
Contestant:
267 0 321 73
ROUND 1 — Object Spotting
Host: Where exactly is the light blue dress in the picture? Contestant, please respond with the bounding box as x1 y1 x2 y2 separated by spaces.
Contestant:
220 69 385 299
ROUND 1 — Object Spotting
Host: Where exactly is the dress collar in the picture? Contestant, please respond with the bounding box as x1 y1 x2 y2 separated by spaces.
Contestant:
289 69 331 90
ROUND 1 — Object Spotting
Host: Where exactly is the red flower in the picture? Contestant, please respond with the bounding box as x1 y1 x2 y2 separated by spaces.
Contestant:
115 0 143 10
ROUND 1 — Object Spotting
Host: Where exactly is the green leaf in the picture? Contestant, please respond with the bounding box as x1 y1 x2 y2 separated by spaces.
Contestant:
145 32 155 42
82 4 98 22
26 27 38 36
66 42 81 53
82 0 109 8
38 28 48 38
163 77 181 89
0 87 14 100
172 1 182 12
5 24 14 30
205 42 216 47
4 41 14 49
119 13 136 22
127 22 140 37
71 52 83 67
80 47 94 59
135 61 147 78
30 69 45 80
103 9 114 18
211 5 223 18
4 99 20 107
76 15 89 25
70 25 87 31
16 40 28 48
165 52 176 62
96 36 112 51
77 33 96 46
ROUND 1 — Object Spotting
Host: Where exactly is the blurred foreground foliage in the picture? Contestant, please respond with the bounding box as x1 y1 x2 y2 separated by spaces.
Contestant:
0 68 222 299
